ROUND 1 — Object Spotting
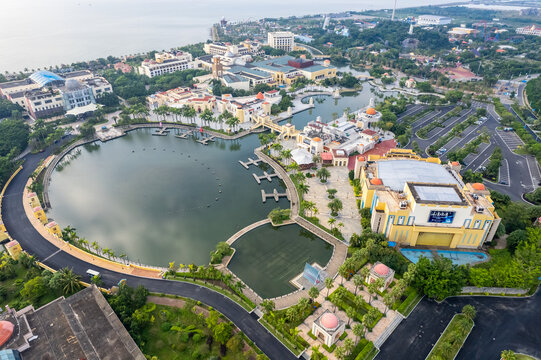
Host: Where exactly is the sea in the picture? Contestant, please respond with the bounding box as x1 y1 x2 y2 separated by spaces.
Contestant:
0 0 459 72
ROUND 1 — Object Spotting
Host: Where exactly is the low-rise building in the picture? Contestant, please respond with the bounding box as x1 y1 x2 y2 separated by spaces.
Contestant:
139 51 199 78
0 70 111 119
356 149 500 249
311 311 346 348
417 15 452 26
267 31 295 52
0 285 145 359
515 24 541 37
204 41 263 56
114 62 133 73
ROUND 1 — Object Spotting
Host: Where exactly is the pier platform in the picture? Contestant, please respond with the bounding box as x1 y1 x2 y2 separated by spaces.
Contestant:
252 171 279 184
261 189 289 203
239 157 262 169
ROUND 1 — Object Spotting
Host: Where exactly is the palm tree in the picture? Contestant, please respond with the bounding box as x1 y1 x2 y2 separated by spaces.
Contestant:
91 241 100 255
325 277 334 297
316 167 330 183
235 280 246 294
353 274 363 295
290 327 300 349
59 268 82 295
298 183 310 197
281 149 292 165
261 299 275 315
462 305 476 320
308 286 319 302
352 323 365 343
328 218 336 230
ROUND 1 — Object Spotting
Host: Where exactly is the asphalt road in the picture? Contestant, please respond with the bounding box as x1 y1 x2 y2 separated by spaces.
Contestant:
1 147 296 360
377 290 541 360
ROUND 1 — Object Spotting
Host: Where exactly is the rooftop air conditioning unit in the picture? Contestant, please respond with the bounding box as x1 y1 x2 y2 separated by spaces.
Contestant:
472 194 479 200
398 193 406 199
475 206 484 213
399 201 408 209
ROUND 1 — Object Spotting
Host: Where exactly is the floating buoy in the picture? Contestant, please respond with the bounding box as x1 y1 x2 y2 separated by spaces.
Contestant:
215 198 219 201
219 184 222 186
219 190 222 193
132 150 135 153
207 204 210 207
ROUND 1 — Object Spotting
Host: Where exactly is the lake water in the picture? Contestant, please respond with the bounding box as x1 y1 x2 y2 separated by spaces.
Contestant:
0 0 459 72
228 224 333 298
48 82 378 267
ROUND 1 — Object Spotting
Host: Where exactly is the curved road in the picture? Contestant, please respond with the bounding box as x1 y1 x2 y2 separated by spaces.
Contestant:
1 146 296 360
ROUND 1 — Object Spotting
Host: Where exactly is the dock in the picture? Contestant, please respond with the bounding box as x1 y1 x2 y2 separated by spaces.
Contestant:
261 189 289 203
152 127 169 136
196 135 216 145
252 171 279 184
175 130 193 139
239 157 263 169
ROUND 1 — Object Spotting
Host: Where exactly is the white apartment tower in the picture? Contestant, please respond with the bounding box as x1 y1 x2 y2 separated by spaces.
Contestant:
267 31 295 52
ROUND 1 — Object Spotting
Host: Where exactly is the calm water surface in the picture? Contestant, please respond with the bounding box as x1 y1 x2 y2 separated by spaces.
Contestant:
0 0 459 72
48 84 378 267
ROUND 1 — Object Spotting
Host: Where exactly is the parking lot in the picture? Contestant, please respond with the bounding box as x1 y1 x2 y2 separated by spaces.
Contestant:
496 129 524 151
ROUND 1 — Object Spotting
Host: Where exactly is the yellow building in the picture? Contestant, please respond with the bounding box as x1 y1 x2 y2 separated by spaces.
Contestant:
0 220 5 233
46 221 62 237
357 149 500 249
5 240 22 260
33 206 47 224
27 192 40 208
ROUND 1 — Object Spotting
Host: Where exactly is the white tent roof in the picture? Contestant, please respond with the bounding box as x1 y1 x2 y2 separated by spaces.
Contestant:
291 148 313 165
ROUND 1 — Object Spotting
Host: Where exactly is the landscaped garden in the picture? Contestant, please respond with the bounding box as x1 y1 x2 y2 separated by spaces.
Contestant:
329 286 382 329
426 305 476 360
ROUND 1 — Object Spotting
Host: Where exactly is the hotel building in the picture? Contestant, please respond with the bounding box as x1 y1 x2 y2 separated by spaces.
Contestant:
356 149 500 249
139 52 199 78
267 31 295 52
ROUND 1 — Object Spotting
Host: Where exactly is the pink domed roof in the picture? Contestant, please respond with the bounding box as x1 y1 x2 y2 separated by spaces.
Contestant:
374 263 390 276
0 320 14 346
320 312 339 330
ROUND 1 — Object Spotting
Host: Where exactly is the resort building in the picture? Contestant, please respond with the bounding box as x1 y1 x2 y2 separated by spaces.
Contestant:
515 24 541 37
356 98 382 129
217 91 281 123
203 41 263 56
139 52 199 78
0 70 111 119
267 31 295 52
448 27 477 41
113 62 133 73
417 15 452 26
0 285 145 359
311 311 346 348
356 149 500 249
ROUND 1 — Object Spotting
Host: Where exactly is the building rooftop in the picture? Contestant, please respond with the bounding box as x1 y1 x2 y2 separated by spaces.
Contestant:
1 285 145 360
29 71 64 88
409 183 467 205
376 159 459 192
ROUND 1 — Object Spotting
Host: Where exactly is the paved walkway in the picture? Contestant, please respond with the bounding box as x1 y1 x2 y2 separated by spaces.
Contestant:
226 219 271 245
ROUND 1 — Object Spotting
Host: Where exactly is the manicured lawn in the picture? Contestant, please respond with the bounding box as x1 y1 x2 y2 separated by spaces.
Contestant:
142 302 264 360
426 314 474 360
394 286 423 316
516 355 537 360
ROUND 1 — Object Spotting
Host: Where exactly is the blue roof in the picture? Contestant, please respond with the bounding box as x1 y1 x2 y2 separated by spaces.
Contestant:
29 70 65 88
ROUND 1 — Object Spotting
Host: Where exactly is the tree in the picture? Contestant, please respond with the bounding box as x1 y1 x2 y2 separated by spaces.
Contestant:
412 257 468 301
308 286 319 302
335 346 347 360
298 183 310 197
0 118 29 156
462 304 477 320
328 217 336 229
290 327 300 348
367 282 378 305
20 276 48 302
311 345 326 360
326 189 337 199
352 323 365 342
213 322 233 345
328 198 343 217
58 268 82 295
338 264 349 284
281 149 292 165
383 293 394 315
506 229 528 253
317 167 330 183
353 274 363 295
261 299 275 315
344 338 355 355
501 350 517 360
325 277 334 297
346 307 356 326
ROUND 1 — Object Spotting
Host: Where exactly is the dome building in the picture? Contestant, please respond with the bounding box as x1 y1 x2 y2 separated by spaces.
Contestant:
365 262 395 291
356 98 382 129
311 311 346 347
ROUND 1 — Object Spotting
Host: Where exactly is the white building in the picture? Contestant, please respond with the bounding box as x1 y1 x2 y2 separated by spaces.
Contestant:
204 41 263 56
267 31 295 52
516 25 541 37
417 15 452 26
139 52 199 78
311 311 346 348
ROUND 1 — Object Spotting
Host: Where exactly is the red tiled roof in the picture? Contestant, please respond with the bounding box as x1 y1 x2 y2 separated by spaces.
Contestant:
362 129 377 136
321 152 333 160
347 139 397 170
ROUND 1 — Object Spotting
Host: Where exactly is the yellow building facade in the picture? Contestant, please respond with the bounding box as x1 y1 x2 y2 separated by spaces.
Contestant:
357 150 500 249
33 206 47 224
5 240 22 260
